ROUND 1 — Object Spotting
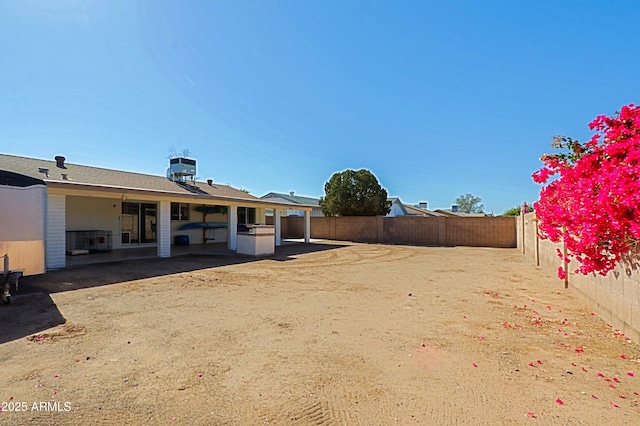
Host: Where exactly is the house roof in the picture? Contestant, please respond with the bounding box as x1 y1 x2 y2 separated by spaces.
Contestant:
433 208 486 217
0 154 312 210
404 204 444 217
261 192 321 207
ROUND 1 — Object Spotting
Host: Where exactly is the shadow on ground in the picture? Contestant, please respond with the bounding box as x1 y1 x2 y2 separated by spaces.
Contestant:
0 242 347 344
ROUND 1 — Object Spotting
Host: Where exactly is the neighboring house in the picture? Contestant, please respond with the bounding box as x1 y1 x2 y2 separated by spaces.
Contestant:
386 198 443 217
434 206 487 217
261 191 324 217
0 154 313 275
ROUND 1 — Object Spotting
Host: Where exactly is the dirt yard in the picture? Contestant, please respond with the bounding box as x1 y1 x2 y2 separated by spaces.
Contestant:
1 241 639 425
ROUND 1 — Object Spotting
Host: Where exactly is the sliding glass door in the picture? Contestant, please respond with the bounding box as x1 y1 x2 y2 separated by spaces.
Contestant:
122 202 157 244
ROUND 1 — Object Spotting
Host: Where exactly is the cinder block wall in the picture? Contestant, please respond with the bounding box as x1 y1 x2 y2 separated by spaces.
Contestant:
518 212 640 342
444 217 516 247
281 215 516 248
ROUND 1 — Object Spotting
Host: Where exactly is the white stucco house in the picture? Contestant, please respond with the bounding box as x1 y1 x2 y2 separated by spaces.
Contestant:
386 198 442 217
0 154 315 276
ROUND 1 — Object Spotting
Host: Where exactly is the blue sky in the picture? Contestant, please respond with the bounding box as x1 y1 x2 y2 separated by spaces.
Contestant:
2 0 639 214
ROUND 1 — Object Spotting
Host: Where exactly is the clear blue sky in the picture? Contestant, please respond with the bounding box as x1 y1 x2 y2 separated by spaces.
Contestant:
2 1 639 214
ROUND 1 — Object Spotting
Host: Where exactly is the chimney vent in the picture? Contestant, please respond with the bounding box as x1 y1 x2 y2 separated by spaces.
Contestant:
38 167 49 177
61 173 69 180
289 191 294 196
451 204 458 212
55 156 67 169
418 202 428 209
207 179 213 186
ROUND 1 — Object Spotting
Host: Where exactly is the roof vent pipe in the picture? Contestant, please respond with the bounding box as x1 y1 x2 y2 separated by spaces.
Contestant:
289 191 294 196
38 167 49 177
55 156 67 169
61 173 68 180
207 179 213 186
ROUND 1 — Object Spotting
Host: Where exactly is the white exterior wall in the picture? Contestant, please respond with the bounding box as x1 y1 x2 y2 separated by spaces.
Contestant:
0 185 46 275
158 201 171 257
66 196 122 248
46 192 66 270
171 204 228 244
386 202 405 217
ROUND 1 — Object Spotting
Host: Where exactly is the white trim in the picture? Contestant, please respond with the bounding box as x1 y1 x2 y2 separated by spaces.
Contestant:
45 193 66 269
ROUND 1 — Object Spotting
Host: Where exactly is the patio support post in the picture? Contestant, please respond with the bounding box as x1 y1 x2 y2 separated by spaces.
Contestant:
157 201 171 258
228 205 238 250
304 210 310 243
45 192 66 269
274 209 282 246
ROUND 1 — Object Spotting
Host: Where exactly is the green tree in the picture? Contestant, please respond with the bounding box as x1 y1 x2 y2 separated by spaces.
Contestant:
319 169 391 216
455 193 484 213
503 203 534 216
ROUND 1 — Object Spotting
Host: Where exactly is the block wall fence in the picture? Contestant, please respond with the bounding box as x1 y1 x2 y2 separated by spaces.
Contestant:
280 215 517 248
517 212 640 342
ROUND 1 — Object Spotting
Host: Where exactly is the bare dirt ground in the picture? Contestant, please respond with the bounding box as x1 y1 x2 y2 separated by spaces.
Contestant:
1 241 640 425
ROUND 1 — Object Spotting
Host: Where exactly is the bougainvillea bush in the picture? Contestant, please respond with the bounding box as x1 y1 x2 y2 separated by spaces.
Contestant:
533 104 640 278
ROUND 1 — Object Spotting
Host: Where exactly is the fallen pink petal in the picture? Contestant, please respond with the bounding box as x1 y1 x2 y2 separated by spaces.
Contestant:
527 412 536 418
53 374 60 378
613 377 620 383
555 398 564 405
610 402 619 408
597 373 605 378
170 416 177 421
619 395 626 399
620 355 627 359
198 373 203 377
582 367 587 372
627 372 635 377
591 395 598 399
609 384 616 389
472 362 478 368
536 359 542 365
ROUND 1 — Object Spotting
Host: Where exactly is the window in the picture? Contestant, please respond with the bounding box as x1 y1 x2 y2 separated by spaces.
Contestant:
171 203 190 220
238 207 256 224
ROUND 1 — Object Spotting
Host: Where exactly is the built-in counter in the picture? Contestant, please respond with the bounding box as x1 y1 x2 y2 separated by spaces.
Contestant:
236 225 275 256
